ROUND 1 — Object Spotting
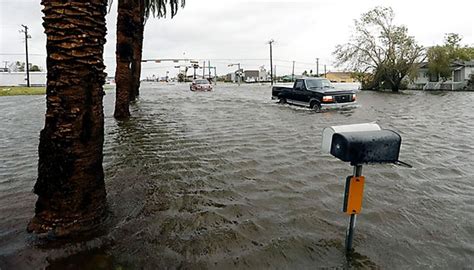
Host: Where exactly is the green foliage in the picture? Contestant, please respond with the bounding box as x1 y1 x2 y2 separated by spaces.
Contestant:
468 74 474 88
334 6 425 91
30 65 41 72
177 73 185 82
0 86 45 96
427 33 474 81
10 61 42 72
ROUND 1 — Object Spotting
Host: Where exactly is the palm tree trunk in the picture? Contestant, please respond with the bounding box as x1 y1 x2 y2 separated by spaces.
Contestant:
28 0 108 236
114 0 140 119
130 0 144 101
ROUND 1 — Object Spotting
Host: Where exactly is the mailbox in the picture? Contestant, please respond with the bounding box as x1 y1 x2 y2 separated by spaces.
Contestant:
330 130 401 165
321 123 405 253
322 123 381 154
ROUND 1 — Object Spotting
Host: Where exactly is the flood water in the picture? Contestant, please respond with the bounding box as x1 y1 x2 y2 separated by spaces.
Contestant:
1 83 473 269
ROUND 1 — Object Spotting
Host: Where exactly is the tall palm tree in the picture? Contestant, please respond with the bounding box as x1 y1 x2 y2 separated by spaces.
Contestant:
113 0 185 119
28 0 108 236
114 0 142 119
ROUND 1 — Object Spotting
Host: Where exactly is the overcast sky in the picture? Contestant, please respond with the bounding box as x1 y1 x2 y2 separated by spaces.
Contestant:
1 0 473 78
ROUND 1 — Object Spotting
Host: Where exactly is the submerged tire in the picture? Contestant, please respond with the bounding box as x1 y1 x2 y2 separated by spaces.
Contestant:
279 98 287 104
311 101 321 112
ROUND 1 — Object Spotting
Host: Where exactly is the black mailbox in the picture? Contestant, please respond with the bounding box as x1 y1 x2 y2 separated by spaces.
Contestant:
330 130 401 165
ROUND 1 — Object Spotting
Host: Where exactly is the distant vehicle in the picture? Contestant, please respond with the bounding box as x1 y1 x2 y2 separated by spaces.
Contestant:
190 79 213 91
272 78 357 111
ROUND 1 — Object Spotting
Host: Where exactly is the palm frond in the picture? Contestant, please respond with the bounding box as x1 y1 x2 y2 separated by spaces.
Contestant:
144 0 185 19
107 0 185 18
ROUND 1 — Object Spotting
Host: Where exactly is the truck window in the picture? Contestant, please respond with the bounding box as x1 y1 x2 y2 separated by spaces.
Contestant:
295 81 304 90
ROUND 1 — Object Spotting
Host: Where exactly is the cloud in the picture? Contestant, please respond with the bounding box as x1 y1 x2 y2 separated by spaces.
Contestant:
1 0 473 78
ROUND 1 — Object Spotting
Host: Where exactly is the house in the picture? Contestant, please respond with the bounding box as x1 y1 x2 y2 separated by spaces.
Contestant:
243 70 259 82
411 60 474 90
225 72 236 82
324 72 356 83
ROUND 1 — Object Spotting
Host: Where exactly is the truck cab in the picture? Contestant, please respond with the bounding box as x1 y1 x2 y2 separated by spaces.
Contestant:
272 78 357 111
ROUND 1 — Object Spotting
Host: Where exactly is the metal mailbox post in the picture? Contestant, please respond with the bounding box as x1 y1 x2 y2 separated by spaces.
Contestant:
322 123 403 253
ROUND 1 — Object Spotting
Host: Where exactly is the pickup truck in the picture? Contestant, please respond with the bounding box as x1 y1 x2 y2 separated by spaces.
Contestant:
272 78 357 111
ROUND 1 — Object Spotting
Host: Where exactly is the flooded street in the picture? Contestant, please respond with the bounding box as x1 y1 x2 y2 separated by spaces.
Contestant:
1 83 473 269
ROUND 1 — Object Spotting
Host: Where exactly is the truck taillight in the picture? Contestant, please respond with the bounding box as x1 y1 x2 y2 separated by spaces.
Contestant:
323 96 334 102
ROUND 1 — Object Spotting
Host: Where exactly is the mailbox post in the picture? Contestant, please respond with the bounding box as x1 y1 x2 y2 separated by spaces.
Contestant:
346 164 362 252
322 123 403 254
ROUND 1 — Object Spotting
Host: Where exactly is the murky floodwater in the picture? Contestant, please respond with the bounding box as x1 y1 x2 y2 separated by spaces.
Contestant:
1 83 473 269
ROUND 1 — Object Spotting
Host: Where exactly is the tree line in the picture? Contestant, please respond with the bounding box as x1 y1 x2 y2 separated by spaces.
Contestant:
334 6 474 92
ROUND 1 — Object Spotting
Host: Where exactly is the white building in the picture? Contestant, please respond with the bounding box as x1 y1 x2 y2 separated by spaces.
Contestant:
411 60 474 90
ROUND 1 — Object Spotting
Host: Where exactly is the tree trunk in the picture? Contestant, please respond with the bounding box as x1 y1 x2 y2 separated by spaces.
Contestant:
28 0 108 236
391 76 402 92
114 0 140 119
130 0 144 101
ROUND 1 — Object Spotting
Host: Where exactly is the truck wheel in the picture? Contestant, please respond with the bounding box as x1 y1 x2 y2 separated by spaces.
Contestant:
279 98 287 104
311 101 321 112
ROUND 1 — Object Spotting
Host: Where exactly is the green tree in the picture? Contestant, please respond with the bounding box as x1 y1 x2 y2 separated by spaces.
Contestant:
11 62 42 72
334 6 425 91
30 64 41 72
12 61 25 72
28 0 108 236
427 33 474 81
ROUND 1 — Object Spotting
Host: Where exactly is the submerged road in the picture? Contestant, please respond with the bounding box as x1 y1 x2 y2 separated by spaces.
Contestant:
1 83 473 268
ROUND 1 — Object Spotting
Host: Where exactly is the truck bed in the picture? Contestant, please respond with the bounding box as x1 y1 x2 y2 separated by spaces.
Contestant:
272 86 292 98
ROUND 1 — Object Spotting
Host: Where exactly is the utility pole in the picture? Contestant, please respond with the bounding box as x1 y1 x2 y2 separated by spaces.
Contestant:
292 61 295 82
324 65 327 78
213 67 217 85
20 25 31 87
268 39 274 85
202 61 205 78
3 61 9 73
208 60 211 82
274 65 276 82
316 58 319 77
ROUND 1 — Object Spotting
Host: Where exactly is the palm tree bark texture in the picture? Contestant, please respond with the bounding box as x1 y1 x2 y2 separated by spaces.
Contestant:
130 0 145 101
114 0 141 118
28 0 108 236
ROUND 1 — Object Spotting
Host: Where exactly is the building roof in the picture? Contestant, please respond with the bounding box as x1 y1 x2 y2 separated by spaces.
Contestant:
419 60 474 69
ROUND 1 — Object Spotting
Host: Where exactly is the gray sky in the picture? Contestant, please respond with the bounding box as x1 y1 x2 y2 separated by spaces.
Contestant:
1 0 473 78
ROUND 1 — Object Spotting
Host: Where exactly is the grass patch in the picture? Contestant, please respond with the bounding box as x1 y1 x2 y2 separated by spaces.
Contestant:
0 86 46 96
0 85 115 96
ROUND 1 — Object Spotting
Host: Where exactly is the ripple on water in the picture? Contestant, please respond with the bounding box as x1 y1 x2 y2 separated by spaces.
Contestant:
1 84 473 268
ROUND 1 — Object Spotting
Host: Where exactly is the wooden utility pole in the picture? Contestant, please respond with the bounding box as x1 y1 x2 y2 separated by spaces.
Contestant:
20 25 30 87
268 39 274 85
202 61 205 78
274 65 276 82
213 67 217 85
208 60 211 81
292 61 295 82
316 58 319 77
